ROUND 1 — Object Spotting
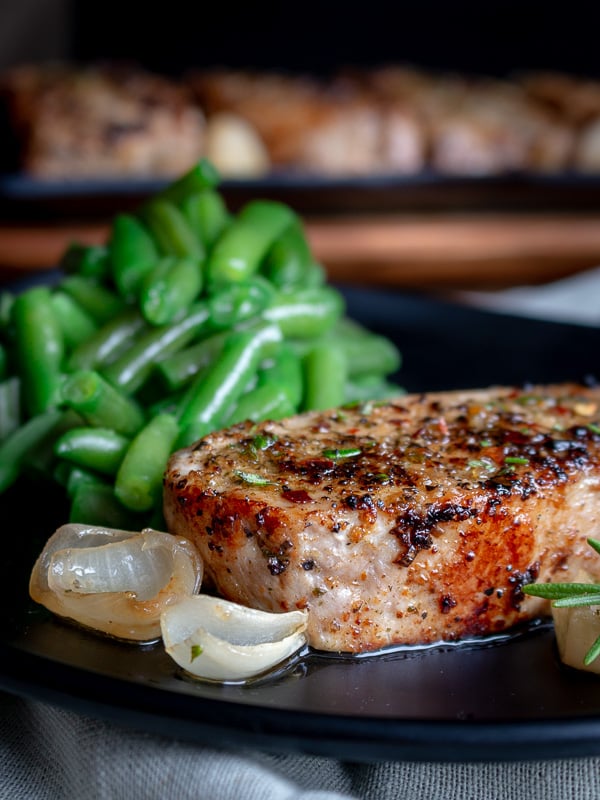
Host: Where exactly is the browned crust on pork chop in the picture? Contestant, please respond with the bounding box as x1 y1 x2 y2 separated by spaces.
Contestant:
163 384 600 653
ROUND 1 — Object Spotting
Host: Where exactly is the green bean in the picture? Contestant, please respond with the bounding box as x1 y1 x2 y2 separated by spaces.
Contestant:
331 328 402 378
69 482 143 528
0 342 7 381
301 341 347 411
256 342 303 408
0 408 64 492
157 158 221 206
0 290 15 333
142 199 204 259
102 300 211 395
304 261 326 288
12 286 64 416
50 291 98 351
140 256 203 326
239 200 297 230
147 390 185 418
66 308 147 373
156 331 228 392
21 409 83 479
208 276 275 329
61 275 125 325
60 243 110 281
263 286 344 339
177 322 282 446
53 459 74 488
53 463 108 497
60 370 145 436
1 157 404 531
0 375 20 440
344 375 405 403
262 220 313 289
54 427 130 476
115 413 180 512
206 200 295 287
180 189 231 249
109 213 159 299
224 383 295 426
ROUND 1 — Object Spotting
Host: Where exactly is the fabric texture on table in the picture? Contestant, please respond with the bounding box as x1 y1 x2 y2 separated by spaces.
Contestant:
3 691 600 800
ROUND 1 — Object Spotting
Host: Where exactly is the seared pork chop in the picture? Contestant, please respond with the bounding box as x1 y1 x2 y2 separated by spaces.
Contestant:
164 384 600 653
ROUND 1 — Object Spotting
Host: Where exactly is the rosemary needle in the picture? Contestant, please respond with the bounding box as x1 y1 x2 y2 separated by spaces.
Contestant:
523 537 600 665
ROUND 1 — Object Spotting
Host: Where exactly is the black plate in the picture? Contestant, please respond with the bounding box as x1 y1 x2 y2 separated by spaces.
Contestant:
4 171 600 219
2 283 600 763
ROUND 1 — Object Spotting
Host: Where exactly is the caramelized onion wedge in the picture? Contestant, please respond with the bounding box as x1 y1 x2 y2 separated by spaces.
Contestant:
553 604 600 674
29 523 203 642
161 595 308 681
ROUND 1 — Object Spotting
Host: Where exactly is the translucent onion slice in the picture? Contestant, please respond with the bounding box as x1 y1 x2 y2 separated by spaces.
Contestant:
29 523 203 642
161 595 308 681
553 604 600 674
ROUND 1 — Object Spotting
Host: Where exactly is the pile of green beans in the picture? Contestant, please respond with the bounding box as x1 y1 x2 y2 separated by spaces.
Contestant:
0 159 403 529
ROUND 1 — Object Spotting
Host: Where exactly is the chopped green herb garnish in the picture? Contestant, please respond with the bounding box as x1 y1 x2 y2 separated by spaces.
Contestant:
480 439 492 448
523 537 600 666
374 472 391 483
588 423 600 435
468 459 495 471
504 456 529 465
234 470 275 486
251 433 277 451
516 395 540 406
190 644 203 661
322 447 362 460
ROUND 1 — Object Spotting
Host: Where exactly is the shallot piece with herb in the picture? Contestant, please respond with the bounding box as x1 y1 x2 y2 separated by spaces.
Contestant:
29 523 203 642
161 595 308 682
523 538 600 674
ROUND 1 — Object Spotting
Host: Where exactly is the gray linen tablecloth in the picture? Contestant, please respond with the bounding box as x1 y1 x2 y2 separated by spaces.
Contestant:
4 691 600 800
3 267 600 800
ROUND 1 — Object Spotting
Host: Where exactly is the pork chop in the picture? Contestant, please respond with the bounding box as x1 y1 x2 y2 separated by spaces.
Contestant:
163 384 600 653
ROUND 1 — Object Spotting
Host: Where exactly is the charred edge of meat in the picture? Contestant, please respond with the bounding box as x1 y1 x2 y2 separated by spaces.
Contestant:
253 507 294 576
508 562 541 610
260 539 293 576
440 594 458 614
391 502 478 566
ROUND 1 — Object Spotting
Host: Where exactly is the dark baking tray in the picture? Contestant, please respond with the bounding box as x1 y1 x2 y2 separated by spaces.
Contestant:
3 171 600 220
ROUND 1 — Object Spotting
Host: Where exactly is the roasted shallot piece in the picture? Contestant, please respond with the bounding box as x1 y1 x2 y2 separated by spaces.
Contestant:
161 595 308 681
524 540 600 675
29 524 203 642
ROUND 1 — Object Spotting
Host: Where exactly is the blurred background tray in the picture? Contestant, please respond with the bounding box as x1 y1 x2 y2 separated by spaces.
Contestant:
3 188 600 290
3 172 600 219
4 1 600 292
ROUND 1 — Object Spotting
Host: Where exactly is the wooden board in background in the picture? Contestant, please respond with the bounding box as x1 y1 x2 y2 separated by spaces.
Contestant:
2 213 600 289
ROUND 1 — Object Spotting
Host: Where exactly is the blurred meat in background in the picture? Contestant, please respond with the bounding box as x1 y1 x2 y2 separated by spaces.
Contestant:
3 0 600 291
4 60 600 180
1 0 600 181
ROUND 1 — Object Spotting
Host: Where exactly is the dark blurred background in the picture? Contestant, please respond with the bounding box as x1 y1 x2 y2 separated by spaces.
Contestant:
68 1 600 78
2 0 600 77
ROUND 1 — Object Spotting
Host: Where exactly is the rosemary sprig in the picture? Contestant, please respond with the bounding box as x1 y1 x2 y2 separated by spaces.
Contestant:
233 470 276 486
523 537 600 665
